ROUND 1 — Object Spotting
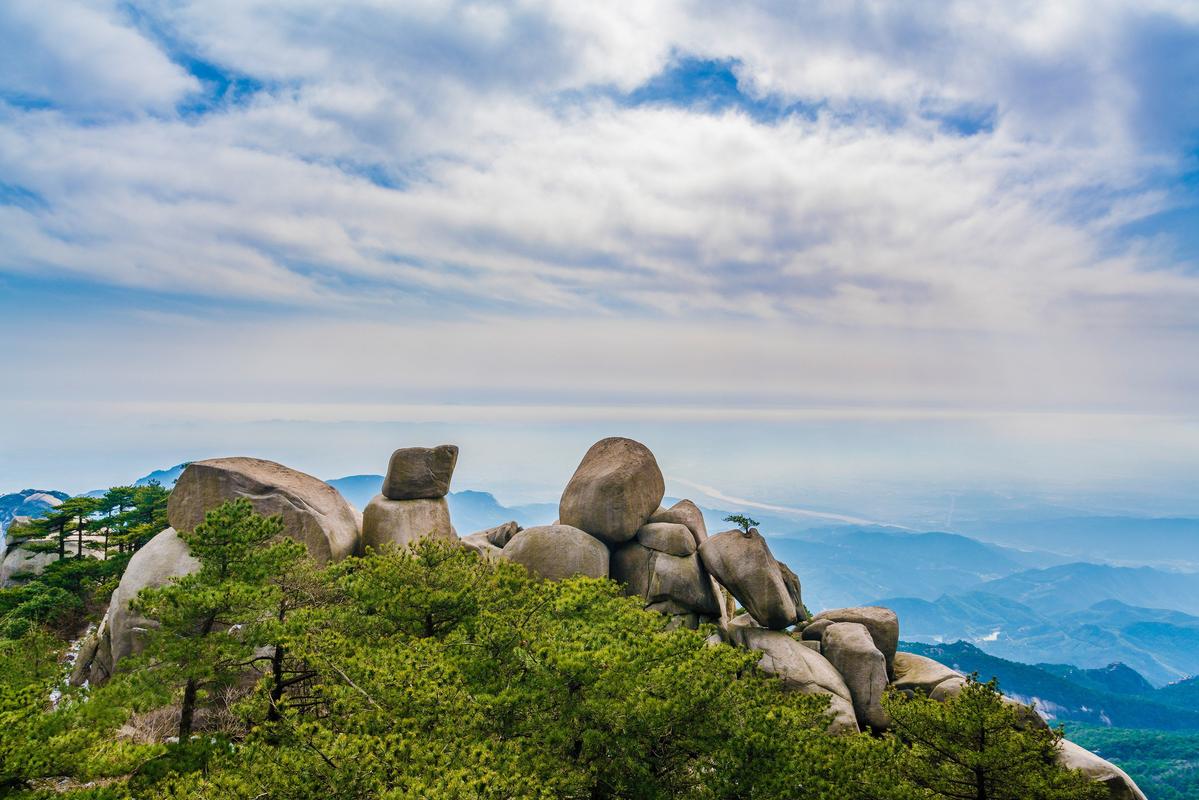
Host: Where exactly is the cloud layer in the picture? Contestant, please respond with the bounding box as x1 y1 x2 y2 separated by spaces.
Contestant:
1 1 1197 501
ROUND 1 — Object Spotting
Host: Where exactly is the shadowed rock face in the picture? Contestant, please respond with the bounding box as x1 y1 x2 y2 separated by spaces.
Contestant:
503 524 609 581
611 540 721 617
362 495 455 551
649 500 708 547
698 529 798 629
168 457 361 564
382 445 458 501
559 437 664 546
636 522 696 556
891 652 962 695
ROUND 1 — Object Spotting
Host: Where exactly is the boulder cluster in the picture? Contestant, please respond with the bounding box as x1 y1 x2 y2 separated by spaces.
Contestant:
69 437 1145 800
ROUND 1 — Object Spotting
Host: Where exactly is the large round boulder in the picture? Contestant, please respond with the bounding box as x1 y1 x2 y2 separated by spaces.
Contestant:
821 622 890 730
697 529 797 629
382 445 459 500
362 495 456 551
168 457 361 563
1056 739 1148 800
728 626 859 734
648 499 708 546
636 522 696 556
1 546 60 588
503 524 609 581
809 606 899 674
558 438 664 546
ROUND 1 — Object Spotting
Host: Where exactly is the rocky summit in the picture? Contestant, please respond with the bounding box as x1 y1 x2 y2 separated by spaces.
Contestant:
69 436 1146 800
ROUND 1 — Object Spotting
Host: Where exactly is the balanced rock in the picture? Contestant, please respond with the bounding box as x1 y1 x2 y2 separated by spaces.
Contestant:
636 522 696 556
729 626 859 734
611 541 721 617
558 437 664 546
698 529 797 629
382 445 458 500
362 495 455 551
503 524 608 581
73 528 200 685
809 606 898 674
891 652 962 695
1056 739 1148 800
648 499 708 546
822 622 890 730
168 457 360 563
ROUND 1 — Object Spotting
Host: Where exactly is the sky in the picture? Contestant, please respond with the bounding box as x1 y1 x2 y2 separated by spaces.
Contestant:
1 1 1198 523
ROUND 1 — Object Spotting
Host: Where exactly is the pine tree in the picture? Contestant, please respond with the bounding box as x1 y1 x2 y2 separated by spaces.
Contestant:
884 675 1106 800
130 499 301 740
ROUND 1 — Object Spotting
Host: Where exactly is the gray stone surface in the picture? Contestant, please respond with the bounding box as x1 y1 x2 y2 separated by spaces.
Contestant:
822 622 890 730
729 626 859 734
648 499 708 546
777 561 808 621
1057 739 1148 800
503 524 609 581
1 546 61 587
698 529 797 629
891 652 962 695
480 520 521 548
809 606 899 674
382 445 458 500
362 495 455 551
168 457 361 563
558 437 664 546
611 541 721 616
460 530 505 561
801 618 833 641
636 522 696 556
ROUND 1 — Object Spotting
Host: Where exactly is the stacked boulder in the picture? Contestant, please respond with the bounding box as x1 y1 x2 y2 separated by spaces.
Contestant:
363 445 459 551
73 457 362 685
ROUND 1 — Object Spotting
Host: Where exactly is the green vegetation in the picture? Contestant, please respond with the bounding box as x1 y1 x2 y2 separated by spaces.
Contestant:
1065 724 1199 800
0 503 1121 799
723 513 760 534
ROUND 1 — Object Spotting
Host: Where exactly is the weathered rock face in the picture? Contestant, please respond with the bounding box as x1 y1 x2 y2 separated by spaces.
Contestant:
362 495 455 551
503 524 609 581
777 562 807 622
891 652 962 695
382 445 458 501
168 457 361 563
558 438 664 546
479 520 521 548
926 675 1049 731
648 499 708 547
821 622 890 730
728 626 859 734
697 529 798 629
800 618 833 642
1057 739 1148 800
611 541 721 617
1 546 60 587
636 522 696 556
809 606 899 674
73 528 200 685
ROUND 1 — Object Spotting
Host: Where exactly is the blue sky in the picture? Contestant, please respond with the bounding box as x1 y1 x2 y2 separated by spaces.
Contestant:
1 1 1198 522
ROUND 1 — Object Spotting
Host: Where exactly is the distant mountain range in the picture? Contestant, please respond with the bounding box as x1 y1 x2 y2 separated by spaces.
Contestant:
904 640 1199 731
0 489 69 536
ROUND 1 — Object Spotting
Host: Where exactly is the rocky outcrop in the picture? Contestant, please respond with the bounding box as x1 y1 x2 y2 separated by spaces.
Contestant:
382 445 458 500
808 606 898 674
648 500 707 547
73 528 200 685
891 652 962 695
821 622 889 730
461 521 520 561
559 437 664 546
503 524 609 581
1 546 60 587
924 674 1049 730
636 522 696 556
1056 739 1148 800
168 457 361 563
611 541 721 618
728 626 859 734
698 529 798 629
362 495 455 551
